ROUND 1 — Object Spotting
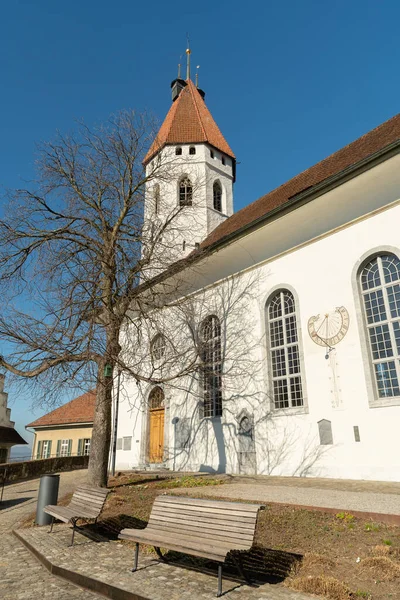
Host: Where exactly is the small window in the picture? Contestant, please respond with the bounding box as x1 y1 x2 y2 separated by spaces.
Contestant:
83 438 91 456
175 147 182 156
154 183 160 215
221 156 226 166
179 177 193 206
123 436 132 451
182 240 186 251
195 242 200 250
189 146 196 155
149 386 165 410
151 333 167 361
60 439 71 457
213 181 222 212
210 149 214 159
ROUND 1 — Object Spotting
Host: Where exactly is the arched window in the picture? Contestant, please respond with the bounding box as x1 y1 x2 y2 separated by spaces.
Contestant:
150 333 166 361
153 183 160 215
199 315 222 417
189 146 196 155
360 254 400 398
213 181 222 212
179 177 193 206
175 147 182 156
149 386 164 410
267 290 304 409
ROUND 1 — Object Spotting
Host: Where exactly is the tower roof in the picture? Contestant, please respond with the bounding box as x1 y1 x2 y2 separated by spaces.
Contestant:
144 79 235 164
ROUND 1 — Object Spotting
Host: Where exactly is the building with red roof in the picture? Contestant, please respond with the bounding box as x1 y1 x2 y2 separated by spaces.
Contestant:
115 56 400 482
27 390 95 460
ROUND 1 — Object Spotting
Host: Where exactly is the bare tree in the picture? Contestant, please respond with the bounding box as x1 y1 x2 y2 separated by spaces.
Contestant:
0 110 203 486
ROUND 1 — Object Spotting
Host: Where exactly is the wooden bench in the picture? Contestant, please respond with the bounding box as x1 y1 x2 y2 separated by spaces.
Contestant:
119 495 265 597
44 484 109 545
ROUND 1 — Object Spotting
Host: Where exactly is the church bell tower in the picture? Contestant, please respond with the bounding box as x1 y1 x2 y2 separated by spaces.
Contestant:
142 49 236 265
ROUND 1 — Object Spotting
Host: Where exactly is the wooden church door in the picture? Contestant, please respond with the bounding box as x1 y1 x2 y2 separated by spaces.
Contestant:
148 387 165 463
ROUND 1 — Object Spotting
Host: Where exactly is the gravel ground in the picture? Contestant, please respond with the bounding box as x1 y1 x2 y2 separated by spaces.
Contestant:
173 482 400 515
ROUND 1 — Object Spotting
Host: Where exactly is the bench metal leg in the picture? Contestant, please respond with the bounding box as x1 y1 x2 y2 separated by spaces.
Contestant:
217 564 223 597
132 543 139 572
69 520 77 546
154 546 168 563
48 516 54 533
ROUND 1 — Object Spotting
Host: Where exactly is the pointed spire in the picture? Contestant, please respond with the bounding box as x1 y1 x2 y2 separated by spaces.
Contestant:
144 79 235 164
186 47 191 81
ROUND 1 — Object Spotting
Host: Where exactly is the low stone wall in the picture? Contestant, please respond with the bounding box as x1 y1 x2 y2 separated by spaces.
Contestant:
0 455 89 483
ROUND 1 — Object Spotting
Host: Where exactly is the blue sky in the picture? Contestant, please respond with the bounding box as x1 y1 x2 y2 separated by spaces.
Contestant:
1 0 399 446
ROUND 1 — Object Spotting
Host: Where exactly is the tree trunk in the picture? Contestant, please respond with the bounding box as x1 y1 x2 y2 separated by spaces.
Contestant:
87 360 113 487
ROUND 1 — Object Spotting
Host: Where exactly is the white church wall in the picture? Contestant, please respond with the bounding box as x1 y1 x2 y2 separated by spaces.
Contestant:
115 153 400 481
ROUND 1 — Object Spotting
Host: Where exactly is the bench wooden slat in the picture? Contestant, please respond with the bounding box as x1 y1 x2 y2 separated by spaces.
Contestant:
120 531 227 562
149 509 257 527
156 495 261 513
71 497 104 509
73 491 105 503
76 484 109 497
147 519 255 543
148 512 256 533
152 505 257 523
119 528 243 556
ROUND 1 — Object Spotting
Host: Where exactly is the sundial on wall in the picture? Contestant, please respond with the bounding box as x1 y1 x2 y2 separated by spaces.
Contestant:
307 306 350 348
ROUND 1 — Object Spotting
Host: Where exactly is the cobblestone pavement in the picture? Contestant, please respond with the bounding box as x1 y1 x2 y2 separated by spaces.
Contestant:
0 469 99 599
17 525 314 600
172 478 400 516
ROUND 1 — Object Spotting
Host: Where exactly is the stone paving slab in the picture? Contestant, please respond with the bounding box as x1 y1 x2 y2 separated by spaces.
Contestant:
15 524 314 600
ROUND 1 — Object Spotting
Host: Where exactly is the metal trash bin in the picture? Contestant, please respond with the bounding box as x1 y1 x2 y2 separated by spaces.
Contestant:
35 474 60 525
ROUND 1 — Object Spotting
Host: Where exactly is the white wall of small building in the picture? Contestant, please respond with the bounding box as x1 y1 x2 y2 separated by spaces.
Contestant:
115 153 400 481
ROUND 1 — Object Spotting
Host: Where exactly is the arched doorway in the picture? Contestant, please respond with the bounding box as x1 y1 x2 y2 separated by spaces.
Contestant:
148 387 165 463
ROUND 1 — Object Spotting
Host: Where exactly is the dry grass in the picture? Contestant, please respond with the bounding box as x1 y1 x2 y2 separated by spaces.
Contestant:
286 575 354 600
360 556 400 580
371 544 393 557
299 552 336 571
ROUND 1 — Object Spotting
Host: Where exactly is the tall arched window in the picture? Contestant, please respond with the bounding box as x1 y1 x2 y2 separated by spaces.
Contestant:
150 333 166 361
360 254 400 398
213 181 222 212
267 290 304 409
153 183 160 215
200 315 222 417
179 177 193 206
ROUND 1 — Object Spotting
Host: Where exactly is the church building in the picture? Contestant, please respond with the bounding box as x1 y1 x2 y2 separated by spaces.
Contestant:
114 58 400 482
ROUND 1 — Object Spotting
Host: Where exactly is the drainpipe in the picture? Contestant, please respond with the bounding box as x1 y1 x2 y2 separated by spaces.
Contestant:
111 370 121 477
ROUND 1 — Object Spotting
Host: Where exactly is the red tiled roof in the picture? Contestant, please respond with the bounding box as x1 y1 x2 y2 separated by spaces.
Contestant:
201 113 400 249
27 391 96 428
144 79 235 164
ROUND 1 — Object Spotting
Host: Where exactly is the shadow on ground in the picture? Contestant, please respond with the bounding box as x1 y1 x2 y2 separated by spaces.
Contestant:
79 514 302 586
0 497 34 510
